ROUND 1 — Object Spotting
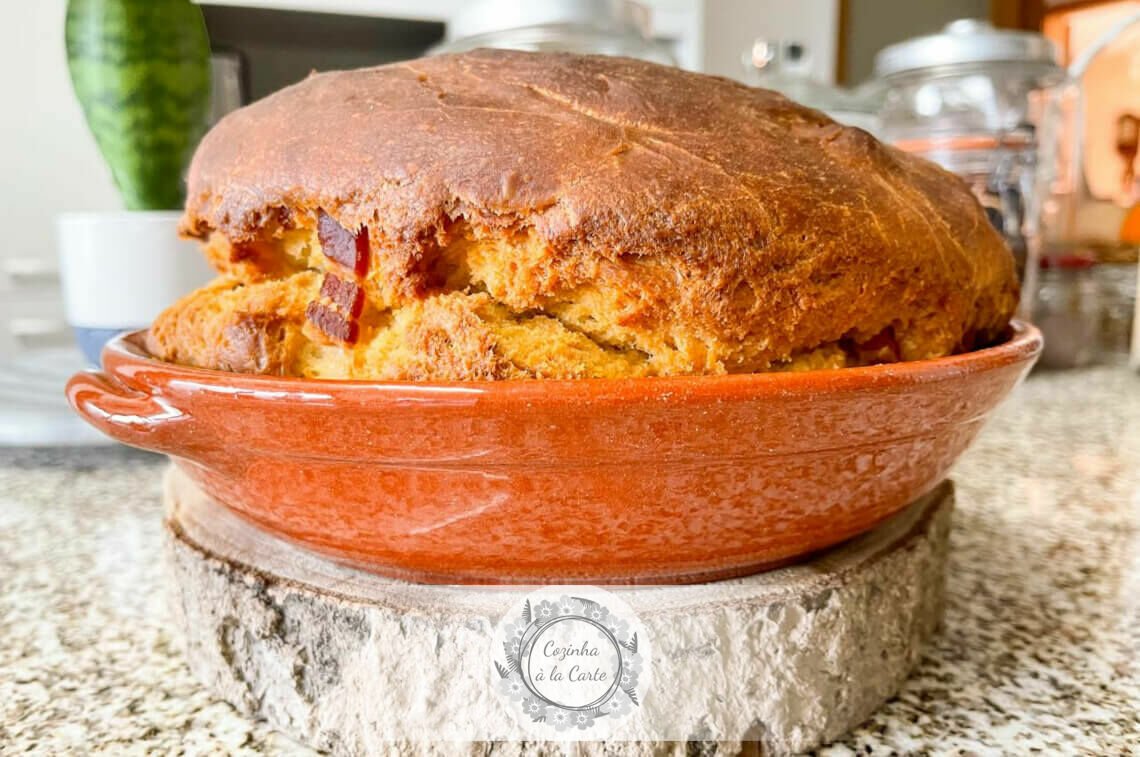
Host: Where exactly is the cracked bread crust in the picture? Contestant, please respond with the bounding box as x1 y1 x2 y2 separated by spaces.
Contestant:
156 49 1019 379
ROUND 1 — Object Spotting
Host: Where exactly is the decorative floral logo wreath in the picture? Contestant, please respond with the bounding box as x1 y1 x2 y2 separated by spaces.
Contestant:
492 590 648 734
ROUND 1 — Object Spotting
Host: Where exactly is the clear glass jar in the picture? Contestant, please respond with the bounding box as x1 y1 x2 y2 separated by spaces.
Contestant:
1094 262 1137 365
1034 257 1102 370
430 0 675 66
1039 12 1140 370
875 20 1066 316
1042 12 1140 255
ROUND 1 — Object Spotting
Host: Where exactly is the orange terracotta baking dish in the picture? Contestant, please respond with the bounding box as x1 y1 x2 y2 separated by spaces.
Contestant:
67 323 1040 583
69 51 1042 582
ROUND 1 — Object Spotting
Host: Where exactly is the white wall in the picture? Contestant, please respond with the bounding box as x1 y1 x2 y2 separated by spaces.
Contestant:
1 0 120 268
0 1 120 353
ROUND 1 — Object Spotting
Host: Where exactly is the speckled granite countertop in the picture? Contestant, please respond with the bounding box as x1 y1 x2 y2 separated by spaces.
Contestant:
2 367 1139 755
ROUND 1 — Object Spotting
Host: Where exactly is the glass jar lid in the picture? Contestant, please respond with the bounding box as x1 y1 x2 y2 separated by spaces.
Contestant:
873 19 1062 80
446 0 650 45
433 0 672 64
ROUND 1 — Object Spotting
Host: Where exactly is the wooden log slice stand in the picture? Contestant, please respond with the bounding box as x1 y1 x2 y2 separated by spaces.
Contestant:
164 467 952 756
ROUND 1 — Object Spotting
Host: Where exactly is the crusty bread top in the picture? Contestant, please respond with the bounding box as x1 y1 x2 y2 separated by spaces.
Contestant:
177 49 1017 375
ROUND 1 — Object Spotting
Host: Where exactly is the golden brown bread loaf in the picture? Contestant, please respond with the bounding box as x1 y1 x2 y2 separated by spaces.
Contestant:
148 49 1019 379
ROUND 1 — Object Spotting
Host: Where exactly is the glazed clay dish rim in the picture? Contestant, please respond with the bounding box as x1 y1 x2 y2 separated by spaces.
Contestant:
102 320 1042 401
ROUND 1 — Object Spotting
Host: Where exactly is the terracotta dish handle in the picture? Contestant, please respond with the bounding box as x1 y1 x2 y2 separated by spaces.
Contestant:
66 369 195 455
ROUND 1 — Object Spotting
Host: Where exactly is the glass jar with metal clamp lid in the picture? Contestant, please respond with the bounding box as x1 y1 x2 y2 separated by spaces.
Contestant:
431 0 675 65
875 19 1066 316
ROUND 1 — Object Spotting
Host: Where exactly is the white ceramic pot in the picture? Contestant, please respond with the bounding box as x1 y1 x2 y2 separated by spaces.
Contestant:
56 210 214 365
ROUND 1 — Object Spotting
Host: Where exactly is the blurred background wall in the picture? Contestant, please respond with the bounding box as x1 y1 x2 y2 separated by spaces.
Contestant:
2 1 119 265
